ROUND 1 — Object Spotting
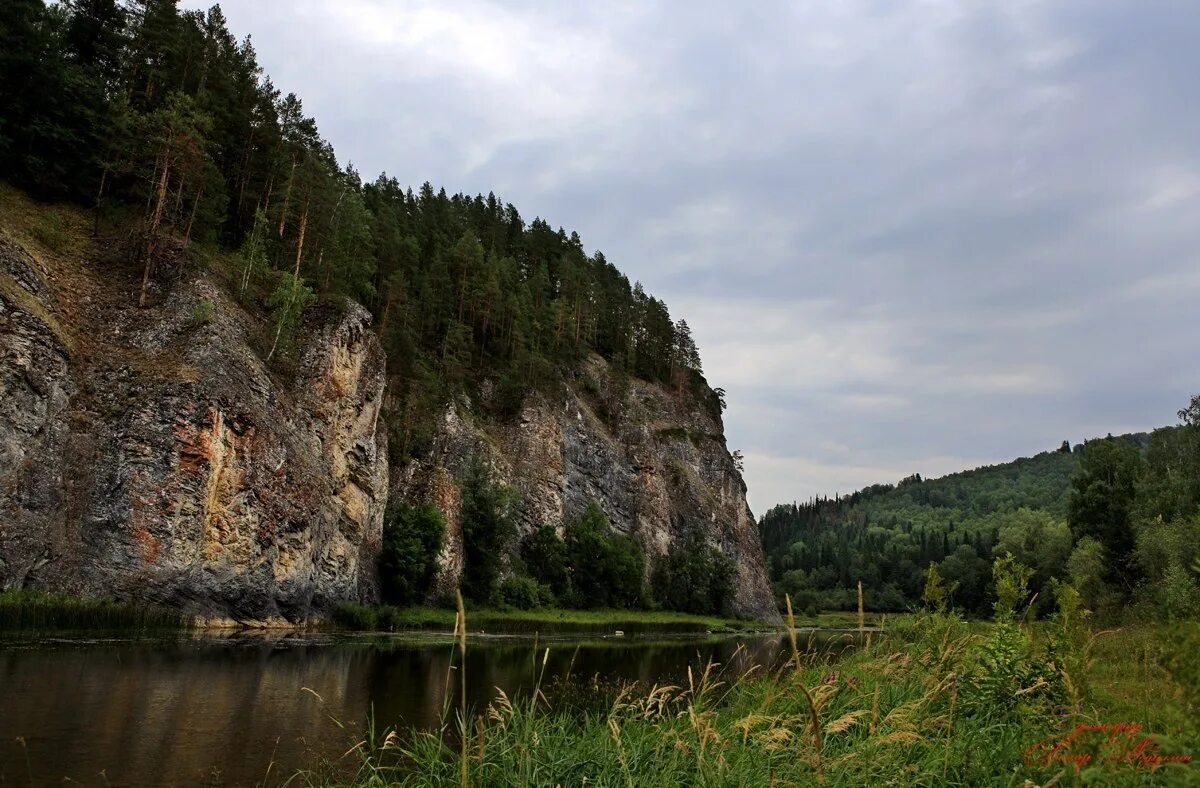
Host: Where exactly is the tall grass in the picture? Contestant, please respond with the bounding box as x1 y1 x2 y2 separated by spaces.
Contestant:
294 602 1197 786
31 209 68 251
329 602 761 635
0 589 190 632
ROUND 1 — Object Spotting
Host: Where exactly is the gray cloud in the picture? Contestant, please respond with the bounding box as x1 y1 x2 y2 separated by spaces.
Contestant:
189 0 1200 513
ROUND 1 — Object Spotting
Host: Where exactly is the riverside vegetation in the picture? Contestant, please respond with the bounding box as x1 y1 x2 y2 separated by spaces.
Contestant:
339 456 738 622
0 589 188 631
291 589 1198 787
301 397 1200 783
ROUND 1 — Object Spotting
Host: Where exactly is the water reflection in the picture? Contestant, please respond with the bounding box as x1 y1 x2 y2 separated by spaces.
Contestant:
0 630 859 787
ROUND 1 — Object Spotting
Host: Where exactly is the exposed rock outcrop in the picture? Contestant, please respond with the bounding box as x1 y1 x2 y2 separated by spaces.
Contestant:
0 205 778 624
0 233 387 623
394 357 780 622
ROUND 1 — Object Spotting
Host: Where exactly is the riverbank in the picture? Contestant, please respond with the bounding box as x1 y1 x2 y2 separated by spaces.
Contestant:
0 590 784 636
329 602 777 635
293 614 1198 786
327 600 897 636
0 619 796 784
0 590 190 632
3 594 1194 785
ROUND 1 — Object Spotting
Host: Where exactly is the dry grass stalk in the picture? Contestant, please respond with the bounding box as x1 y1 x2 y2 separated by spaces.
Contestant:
825 709 868 735
785 594 799 669
857 581 864 635
795 680 825 783
456 589 468 788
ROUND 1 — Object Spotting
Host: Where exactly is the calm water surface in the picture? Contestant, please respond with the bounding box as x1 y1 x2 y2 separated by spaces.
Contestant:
0 629 859 787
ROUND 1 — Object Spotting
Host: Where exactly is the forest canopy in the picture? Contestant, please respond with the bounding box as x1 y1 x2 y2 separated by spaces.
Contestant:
761 407 1200 623
0 0 712 462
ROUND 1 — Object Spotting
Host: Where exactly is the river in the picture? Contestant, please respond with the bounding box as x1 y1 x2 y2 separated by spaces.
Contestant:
0 628 860 786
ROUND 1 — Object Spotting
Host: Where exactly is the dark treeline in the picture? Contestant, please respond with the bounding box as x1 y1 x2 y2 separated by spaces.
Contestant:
761 409 1199 623
0 0 711 462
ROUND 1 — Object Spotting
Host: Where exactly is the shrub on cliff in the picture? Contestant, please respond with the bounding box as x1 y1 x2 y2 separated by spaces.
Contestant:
459 456 519 604
651 535 735 615
379 503 445 605
522 525 571 601
563 502 647 609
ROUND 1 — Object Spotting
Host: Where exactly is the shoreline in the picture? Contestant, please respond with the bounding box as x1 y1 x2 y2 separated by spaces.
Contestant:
0 590 784 635
1 589 897 637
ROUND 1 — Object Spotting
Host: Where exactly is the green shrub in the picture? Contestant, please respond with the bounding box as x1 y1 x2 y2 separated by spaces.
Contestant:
563 502 646 609
521 506 651 610
331 601 378 630
965 621 1063 715
1157 562 1199 620
1049 577 1089 638
379 502 445 605
459 455 518 604
491 368 527 417
521 524 571 599
1135 515 1200 619
265 270 316 361
1067 536 1107 609
921 562 954 612
499 575 555 610
235 207 269 298
331 604 455 632
31 209 67 251
651 535 735 615
992 553 1033 621
191 299 215 326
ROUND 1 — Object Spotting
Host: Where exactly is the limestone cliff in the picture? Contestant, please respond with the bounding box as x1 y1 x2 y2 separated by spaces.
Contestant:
0 229 387 624
0 203 777 624
394 357 780 622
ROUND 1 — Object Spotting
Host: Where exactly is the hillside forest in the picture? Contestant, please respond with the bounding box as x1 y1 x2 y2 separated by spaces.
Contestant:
761 400 1200 622
0 1 728 614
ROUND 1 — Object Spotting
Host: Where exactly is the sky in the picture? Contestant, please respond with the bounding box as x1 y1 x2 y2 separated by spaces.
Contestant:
184 0 1200 515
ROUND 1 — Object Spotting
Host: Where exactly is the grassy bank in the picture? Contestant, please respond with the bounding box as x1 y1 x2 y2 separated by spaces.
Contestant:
0 590 190 632
790 609 889 629
296 609 1198 786
330 602 769 635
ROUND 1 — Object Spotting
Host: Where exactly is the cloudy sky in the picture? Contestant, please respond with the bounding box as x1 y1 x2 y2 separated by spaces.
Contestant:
186 0 1200 514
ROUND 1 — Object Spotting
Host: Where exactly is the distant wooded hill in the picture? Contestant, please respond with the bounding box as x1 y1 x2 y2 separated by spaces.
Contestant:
758 432 1159 615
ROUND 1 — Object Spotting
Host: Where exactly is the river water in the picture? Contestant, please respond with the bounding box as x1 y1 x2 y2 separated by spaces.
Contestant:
0 629 859 787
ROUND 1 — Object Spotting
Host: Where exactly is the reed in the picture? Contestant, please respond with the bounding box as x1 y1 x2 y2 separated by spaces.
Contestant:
455 590 467 788
857 581 864 635
0 589 189 632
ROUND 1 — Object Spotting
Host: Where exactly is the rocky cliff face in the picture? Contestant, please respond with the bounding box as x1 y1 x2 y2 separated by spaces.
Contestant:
394 357 780 622
0 203 778 624
0 230 387 624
